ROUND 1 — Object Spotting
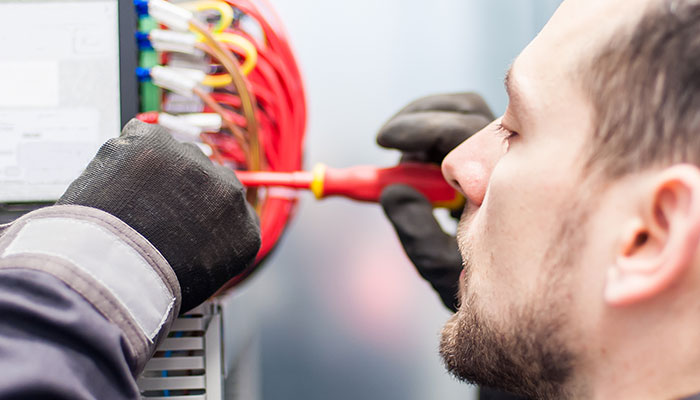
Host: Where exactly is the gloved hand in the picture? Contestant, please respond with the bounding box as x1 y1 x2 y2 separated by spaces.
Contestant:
377 93 494 311
57 119 261 312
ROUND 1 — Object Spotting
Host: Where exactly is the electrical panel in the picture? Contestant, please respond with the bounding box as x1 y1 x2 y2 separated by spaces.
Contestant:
0 0 137 204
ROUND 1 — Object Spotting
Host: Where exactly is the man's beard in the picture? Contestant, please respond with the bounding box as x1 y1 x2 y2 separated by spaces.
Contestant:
440 207 588 399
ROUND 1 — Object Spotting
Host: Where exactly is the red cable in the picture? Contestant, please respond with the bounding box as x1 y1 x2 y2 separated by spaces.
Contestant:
149 0 308 288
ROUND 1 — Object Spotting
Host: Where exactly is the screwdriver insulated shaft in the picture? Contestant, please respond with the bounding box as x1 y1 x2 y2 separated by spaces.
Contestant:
235 163 465 210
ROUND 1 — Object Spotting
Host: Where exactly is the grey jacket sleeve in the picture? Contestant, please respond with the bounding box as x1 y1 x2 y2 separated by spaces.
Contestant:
0 205 182 399
0 268 140 399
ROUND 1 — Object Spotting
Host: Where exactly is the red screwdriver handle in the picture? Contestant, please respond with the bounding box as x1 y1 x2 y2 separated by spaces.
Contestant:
316 163 464 210
235 163 465 210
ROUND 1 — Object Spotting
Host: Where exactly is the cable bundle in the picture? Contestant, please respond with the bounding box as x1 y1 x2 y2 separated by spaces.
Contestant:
135 0 306 290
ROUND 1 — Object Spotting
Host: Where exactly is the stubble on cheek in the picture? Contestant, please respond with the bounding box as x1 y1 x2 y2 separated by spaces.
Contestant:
439 196 589 399
454 207 481 308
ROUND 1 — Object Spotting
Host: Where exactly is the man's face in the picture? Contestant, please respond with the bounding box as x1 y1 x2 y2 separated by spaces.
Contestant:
439 0 656 397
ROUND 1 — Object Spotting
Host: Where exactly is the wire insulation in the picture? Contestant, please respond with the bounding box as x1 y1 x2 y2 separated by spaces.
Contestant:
140 0 307 290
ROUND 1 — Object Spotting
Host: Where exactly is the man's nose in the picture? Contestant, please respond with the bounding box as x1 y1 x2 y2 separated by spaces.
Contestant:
441 121 504 207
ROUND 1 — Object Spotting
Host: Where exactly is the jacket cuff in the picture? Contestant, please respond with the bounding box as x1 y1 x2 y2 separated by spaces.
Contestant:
0 205 181 374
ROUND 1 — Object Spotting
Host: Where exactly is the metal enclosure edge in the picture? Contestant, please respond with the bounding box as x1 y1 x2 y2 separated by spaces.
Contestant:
119 0 139 127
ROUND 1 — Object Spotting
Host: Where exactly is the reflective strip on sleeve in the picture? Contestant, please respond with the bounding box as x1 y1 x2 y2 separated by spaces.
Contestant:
1 217 174 340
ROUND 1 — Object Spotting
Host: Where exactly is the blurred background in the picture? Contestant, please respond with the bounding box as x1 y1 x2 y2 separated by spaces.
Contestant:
219 1 563 399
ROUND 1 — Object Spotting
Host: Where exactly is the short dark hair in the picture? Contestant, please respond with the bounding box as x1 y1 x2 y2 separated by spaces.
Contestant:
584 0 700 178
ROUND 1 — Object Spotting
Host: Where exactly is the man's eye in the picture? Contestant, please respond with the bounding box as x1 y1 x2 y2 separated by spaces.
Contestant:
495 123 519 141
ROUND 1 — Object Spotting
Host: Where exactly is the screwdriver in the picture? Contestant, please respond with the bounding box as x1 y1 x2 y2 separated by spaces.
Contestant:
235 162 465 210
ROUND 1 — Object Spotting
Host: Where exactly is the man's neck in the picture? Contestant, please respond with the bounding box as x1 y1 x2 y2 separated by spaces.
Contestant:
582 338 700 399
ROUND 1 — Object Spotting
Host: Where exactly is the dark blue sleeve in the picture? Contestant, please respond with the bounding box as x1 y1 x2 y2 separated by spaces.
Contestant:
0 268 140 400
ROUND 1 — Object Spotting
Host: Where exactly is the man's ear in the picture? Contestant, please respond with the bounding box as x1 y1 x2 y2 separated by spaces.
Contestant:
605 165 700 306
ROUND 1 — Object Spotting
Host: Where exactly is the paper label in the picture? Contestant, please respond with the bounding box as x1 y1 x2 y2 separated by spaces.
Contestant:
0 108 101 202
0 0 121 202
0 62 59 108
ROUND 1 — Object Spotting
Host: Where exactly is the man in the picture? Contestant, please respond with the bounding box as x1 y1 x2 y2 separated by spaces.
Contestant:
1 0 698 399
380 0 700 398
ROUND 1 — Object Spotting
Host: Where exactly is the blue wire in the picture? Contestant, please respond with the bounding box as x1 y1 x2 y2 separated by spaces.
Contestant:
135 32 153 50
135 67 152 82
134 0 149 17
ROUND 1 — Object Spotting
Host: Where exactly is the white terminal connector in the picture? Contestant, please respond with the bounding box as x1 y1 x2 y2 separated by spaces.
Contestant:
179 113 222 132
168 67 207 83
148 0 193 31
195 143 214 157
149 29 198 55
158 112 202 142
167 53 209 72
150 66 203 97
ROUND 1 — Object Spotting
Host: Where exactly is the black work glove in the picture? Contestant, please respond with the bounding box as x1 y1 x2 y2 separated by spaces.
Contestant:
58 119 261 312
378 93 494 312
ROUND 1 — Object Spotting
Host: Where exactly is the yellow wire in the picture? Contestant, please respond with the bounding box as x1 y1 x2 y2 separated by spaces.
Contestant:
200 33 258 87
202 73 232 87
214 33 258 75
189 20 263 173
181 0 233 33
